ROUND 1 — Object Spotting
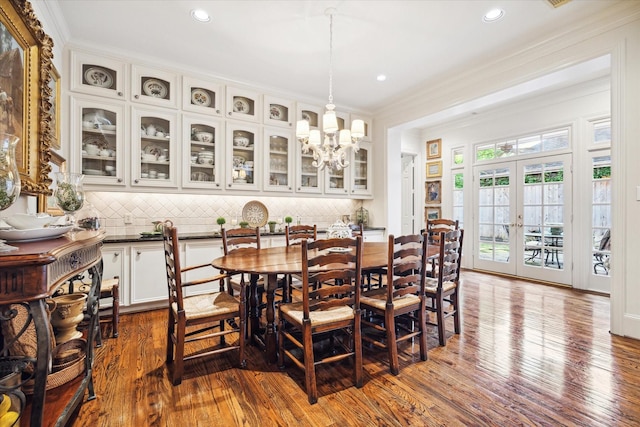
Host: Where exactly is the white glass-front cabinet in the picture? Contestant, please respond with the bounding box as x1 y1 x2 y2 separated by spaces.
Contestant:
182 114 223 190
263 127 294 192
131 65 178 109
226 121 260 191
132 107 178 188
70 50 127 100
182 76 225 117
226 86 261 123
71 96 126 186
351 141 372 197
295 141 323 194
263 95 294 128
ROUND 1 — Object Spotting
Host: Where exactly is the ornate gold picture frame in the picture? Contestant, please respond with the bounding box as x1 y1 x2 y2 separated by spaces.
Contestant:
425 180 441 204
0 0 55 195
426 160 442 178
426 138 441 160
37 150 65 215
425 207 441 222
49 63 60 149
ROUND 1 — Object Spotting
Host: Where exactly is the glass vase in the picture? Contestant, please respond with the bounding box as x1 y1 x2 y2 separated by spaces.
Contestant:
54 173 85 227
0 133 21 252
0 133 21 211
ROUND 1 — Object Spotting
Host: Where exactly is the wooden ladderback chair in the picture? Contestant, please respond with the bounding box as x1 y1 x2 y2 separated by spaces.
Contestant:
163 221 245 385
284 224 318 302
361 233 428 375
278 236 363 404
285 224 317 246
221 227 261 295
425 229 464 346
424 218 459 276
350 223 364 237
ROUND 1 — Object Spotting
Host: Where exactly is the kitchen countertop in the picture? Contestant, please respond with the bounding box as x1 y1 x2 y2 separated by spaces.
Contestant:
103 226 386 244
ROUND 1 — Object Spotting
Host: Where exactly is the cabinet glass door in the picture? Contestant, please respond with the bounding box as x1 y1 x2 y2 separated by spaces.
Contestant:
72 96 125 186
296 142 322 194
263 95 294 128
264 127 293 192
132 108 177 188
70 50 127 99
325 166 349 195
131 65 178 108
351 142 372 196
182 76 224 116
226 86 261 123
226 122 260 191
183 114 223 189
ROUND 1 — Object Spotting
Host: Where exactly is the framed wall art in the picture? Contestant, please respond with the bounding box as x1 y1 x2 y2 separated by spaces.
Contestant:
37 150 65 215
425 207 441 222
426 138 441 159
0 0 56 195
425 180 441 204
426 160 442 178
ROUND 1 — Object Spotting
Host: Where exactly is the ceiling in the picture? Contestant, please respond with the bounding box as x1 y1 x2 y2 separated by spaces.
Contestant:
51 0 616 115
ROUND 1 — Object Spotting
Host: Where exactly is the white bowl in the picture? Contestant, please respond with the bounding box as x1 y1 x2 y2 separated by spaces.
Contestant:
195 132 213 143
4 213 54 230
102 124 116 131
104 165 115 172
142 153 157 161
233 136 250 147
84 144 100 156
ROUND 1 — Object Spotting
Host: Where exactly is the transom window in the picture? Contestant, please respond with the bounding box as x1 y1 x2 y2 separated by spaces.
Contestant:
475 128 570 162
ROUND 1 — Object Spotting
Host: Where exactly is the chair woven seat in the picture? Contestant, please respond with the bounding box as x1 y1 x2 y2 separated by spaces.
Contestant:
172 292 240 320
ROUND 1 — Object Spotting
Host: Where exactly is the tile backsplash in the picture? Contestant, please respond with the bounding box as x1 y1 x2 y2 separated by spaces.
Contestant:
86 192 362 235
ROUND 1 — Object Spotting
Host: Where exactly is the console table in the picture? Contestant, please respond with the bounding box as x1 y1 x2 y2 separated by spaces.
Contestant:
0 230 105 427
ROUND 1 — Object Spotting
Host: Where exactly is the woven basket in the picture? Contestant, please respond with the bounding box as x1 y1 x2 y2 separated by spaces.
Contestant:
22 339 87 395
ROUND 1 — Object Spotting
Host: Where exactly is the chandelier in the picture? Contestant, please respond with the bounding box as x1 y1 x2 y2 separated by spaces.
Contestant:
296 8 364 171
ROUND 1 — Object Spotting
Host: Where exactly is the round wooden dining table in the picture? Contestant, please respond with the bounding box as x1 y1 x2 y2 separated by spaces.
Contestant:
211 241 389 363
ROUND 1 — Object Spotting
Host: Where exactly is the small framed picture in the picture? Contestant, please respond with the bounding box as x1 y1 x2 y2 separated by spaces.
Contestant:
425 207 441 222
426 138 441 159
49 64 61 149
425 180 441 204
426 160 442 178
37 151 66 215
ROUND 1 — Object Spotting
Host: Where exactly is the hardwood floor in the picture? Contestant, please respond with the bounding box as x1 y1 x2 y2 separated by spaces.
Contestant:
70 271 640 426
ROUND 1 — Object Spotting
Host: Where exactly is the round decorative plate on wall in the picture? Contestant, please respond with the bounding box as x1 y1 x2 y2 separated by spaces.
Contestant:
242 200 269 227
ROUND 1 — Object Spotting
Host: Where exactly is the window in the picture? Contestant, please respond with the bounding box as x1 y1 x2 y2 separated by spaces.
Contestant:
475 127 570 162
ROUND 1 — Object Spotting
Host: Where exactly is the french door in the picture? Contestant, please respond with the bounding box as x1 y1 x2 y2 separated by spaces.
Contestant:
473 154 572 285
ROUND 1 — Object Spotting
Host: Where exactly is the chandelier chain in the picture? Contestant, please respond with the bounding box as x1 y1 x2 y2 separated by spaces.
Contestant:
328 12 333 105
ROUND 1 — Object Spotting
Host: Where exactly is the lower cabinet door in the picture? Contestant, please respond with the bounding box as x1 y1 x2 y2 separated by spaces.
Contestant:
183 241 224 296
131 243 167 305
102 245 128 307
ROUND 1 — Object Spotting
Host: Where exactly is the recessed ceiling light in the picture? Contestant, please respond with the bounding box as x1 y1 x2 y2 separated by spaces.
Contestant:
483 8 505 22
376 74 387 82
191 9 211 22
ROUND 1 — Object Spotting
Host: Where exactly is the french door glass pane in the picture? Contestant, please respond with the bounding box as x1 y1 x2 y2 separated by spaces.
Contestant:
477 168 510 263
592 155 611 276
